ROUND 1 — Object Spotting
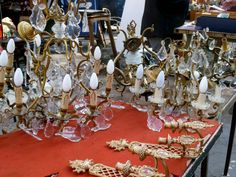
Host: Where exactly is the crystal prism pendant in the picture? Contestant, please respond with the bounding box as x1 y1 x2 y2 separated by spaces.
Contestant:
65 11 81 39
44 119 56 138
36 9 46 31
228 48 234 60
157 41 167 61
57 126 82 142
178 60 188 74
29 5 40 28
80 124 92 139
209 39 216 50
82 9 89 32
191 49 201 64
91 115 111 132
52 21 66 39
32 0 37 5
30 5 46 32
147 111 163 132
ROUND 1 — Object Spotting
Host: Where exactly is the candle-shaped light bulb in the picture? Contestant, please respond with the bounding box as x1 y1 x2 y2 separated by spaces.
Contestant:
35 34 41 47
62 74 72 92
93 46 102 74
89 73 98 110
7 39 15 54
156 71 165 88
199 76 208 94
14 68 23 109
90 73 98 90
153 71 165 103
14 68 23 87
106 59 115 74
106 60 114 95
133 64 144 95
0 50 8 67
193 71 200 80
136 64 144 79
61 74 72 112
0 51 8 86
94 46 101 60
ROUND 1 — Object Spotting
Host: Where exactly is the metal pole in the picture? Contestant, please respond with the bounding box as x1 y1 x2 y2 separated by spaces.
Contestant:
224 102 236 176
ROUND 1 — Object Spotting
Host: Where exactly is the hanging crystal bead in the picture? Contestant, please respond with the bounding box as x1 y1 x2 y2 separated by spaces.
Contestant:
82 7 89 32
36 10 46 31
65 10 81 39
209 39 216 50
157 41 167 61
30 5 40 27
52 21 66 39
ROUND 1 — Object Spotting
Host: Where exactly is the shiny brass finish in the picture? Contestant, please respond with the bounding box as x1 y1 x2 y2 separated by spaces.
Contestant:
113 21 156 93
107 139 200 159
5 0 110 133
164 120 214 131
70 159 165 177
158 134 203 146
17 21 36 41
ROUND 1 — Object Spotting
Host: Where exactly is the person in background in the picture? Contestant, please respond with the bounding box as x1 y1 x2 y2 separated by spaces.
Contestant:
221 0 236 10
141 0 189 52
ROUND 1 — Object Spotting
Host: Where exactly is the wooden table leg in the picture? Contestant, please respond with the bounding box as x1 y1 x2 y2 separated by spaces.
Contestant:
201 155 208 177
224 102 236 176
105 20 117 57
88 18 95 53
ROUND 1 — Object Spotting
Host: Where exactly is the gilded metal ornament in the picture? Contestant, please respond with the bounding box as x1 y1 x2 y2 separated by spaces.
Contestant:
107 139 181 160
107 139 201 160
164 120 214 130
69 159 165 177
158 134 203 146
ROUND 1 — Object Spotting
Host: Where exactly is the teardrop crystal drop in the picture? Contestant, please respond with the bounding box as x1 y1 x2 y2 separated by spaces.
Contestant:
191 49 201 63
36 9 46 31
209 39 216 50
228 49 234 60
82 9 89 32
157 45 167 61
29 5 40 27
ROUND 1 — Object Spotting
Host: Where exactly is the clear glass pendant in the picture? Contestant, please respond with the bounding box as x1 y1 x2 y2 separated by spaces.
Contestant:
147 111 163 132
30 5 46 32
44 119 56 138
30 5 40 28
209 39 216 50
178 59 188 74
157 41 167 61
66 11 81 39
228 48 234 60
91 114 111 132
57 126 82 142
82 8 89 32
191 49 201 64
52 21 66 39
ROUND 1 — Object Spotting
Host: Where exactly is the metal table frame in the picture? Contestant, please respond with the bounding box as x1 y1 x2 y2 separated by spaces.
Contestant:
182 125 223 177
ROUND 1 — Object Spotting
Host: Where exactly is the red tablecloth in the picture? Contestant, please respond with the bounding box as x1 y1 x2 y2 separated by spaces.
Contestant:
0 104 220 177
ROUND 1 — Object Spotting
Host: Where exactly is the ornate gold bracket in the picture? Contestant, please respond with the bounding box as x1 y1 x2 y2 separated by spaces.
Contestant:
164 120 214 131
70 159 165 177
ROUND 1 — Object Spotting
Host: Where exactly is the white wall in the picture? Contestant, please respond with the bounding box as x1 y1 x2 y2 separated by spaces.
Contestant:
115 0 146 52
